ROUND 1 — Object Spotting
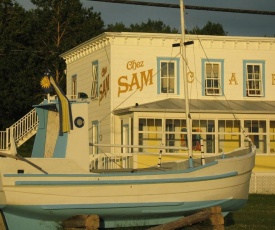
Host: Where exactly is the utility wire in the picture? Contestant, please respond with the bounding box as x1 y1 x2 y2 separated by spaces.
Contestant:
89 0 275 16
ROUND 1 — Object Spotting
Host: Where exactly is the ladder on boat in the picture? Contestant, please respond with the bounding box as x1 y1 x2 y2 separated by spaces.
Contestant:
0 108 38 152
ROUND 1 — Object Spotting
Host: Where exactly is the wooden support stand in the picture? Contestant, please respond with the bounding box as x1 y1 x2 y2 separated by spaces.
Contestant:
0 211 7 230
62 214 100 230
61 206 224 230
147 206 224 230
203 206 224 230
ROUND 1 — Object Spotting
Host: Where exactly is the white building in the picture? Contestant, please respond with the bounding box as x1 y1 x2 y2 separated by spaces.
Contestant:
61 32 275 173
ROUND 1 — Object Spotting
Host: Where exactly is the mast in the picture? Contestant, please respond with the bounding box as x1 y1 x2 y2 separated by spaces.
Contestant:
180 0 193 165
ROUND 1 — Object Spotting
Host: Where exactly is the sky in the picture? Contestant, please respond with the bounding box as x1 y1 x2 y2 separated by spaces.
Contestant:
16 0 275 37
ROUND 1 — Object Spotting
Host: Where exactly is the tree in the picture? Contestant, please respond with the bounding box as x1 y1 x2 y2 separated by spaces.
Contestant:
106 19 178 33
0 0 41 129
30 0 105 84
187 21 227 36
105 22 129 32
0 0 105 129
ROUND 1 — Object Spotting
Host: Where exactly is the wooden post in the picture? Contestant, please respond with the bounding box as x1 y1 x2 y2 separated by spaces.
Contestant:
62 214 100 230
146 210 211 230
146 206 224 230
0 211 7 230
207 206 224 230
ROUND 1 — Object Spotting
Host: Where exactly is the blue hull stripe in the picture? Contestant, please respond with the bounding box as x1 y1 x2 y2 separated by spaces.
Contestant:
41 197 232 213
14 171 238 186
42 201 184 210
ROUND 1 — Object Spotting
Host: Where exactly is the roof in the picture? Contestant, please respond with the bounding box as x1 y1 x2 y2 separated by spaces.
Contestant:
113 99 275 115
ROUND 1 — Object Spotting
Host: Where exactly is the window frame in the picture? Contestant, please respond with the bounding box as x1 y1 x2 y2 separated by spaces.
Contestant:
138 118 163 153
157 57 180 95
202 59 224 96
243 60 265 97
269 120 275 153
71 74 77 99
91 60 99 99
91 120 99 155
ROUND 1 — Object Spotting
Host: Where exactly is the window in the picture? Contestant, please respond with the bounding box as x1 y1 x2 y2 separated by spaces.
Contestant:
91 120 99 155
121 121 129 154
157 58 180 95
202 59 224 96
138 118 162 153
161 62 175 93
137 116 271 155
244 61 265 96
193 120 214 153
71 74 77 99
244 120 266 152
165 119 186 153
91 61 99 99
218 120 241 152
270 121 275 153
166 119 201 153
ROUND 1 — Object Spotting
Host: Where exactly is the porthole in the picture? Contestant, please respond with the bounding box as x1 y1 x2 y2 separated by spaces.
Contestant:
74 116 84 128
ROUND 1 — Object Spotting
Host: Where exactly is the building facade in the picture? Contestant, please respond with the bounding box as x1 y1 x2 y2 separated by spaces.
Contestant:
61 32 275 173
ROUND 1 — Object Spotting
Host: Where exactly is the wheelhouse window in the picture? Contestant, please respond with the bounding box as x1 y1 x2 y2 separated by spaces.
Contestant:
90 120 99 170
202 59 224 96
71 74 77 99
245 63 264 96
157 58 180 95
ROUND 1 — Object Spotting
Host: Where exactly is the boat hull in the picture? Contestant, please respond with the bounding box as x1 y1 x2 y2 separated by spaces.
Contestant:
0 149 255 229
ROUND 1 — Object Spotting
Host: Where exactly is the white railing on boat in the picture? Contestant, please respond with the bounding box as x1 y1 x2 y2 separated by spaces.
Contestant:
90 143 189 150
90 153 133 170
0 108 38 151
89 143 190 171
89 149 275 195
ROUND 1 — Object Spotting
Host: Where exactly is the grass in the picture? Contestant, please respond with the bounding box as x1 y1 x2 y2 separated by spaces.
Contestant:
224 194 275 229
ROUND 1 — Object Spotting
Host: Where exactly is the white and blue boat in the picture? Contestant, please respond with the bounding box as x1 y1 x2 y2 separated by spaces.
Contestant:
0 79 256 230
0 1 256 229
0 97 256 229
0 95 256 229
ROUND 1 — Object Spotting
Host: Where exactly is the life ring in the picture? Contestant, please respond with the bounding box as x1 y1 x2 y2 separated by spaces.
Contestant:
74 116 85 128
